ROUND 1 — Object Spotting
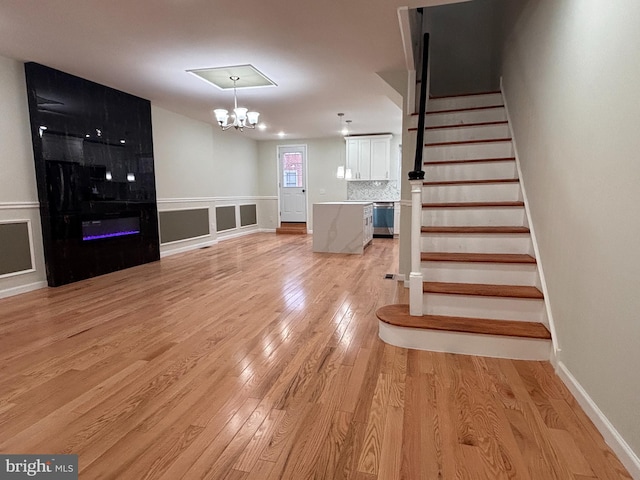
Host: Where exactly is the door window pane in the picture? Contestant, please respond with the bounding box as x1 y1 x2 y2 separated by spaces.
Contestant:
282 152 303 187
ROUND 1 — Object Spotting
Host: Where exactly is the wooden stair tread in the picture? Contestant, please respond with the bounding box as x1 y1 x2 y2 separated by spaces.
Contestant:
423 178 519 186
409 120 508 132
276 222 307 235
424 157 515 166
425 138 512 147
422 201 524 208
423 281 543 299
376 304 551 339
427 120 508 130
421 252 536 264
428 90 502 100
421 226 530 234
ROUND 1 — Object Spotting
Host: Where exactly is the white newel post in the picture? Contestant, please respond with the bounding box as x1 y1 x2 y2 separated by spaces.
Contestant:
409 179 423 316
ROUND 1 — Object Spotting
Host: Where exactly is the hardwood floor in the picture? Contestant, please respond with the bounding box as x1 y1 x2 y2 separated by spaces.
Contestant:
0 233 631 479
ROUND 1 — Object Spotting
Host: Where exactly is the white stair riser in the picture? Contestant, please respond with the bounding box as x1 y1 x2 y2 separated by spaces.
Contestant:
427 93 504 112
425 161 517 182
421 234 533 255
421 262 538 286
422 183 522 203
423 293 545 322
422 207 526 227
379 322 551 361
425 124 510 144
423 108 507 128
425 141 513 161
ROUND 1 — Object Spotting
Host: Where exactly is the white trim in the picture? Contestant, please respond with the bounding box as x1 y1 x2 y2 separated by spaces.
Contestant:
160 228 268 258
0 219 37 279
160 233 210 247
0 281 47 300
157 196 276 204
160 238 218 258
216 226 260 241
277 144 308 226
157 206 210 213
397 7 414 72
500 77 560 357
555 361 640 479
399 199 412 208
0 201 40 210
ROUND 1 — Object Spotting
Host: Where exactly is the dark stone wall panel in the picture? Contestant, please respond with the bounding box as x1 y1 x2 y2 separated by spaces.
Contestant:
159 209 209 244
240 204 257 227
216 206 236 232
0 222 33 276
24 62 160 287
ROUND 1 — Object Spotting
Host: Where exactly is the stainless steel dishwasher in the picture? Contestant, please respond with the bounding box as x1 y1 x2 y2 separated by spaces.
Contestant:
372 202 394 237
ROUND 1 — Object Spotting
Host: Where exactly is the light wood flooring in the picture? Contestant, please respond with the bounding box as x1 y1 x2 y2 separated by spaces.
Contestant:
0 233 631 479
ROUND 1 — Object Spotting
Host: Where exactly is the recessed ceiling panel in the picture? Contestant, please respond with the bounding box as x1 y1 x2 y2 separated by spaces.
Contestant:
187 64 277 90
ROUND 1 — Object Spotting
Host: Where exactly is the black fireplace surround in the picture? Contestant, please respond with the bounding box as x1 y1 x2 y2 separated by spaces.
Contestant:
25 63 160 287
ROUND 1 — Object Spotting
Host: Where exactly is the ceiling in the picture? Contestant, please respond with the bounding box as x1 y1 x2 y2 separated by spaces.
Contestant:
0 0 460 140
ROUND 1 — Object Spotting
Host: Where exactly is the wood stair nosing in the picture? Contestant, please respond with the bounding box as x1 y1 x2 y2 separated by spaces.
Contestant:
428 90 502 100
421 226 531 234
408 120 509 133
422 281 543 299
421 252 536 264
425 137 512 147
276 222 307 235
423 178 519 186
424 105 505 115
423 157 515 166
422 201 525 209
426 120 508 130
376 304 551 340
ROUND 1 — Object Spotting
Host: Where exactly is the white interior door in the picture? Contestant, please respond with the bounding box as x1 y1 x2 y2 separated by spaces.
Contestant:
279 145 307 223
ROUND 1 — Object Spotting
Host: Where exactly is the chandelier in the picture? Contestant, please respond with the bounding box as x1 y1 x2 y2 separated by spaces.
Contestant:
213 76 260 131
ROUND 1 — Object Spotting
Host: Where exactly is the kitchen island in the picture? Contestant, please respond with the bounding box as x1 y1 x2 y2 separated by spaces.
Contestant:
312 202 373 254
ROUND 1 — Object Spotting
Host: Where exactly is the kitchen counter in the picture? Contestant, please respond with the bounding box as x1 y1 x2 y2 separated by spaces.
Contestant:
312 202 373 254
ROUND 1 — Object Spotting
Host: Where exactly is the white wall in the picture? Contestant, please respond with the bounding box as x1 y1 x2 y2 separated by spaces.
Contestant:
501 0 640 469
152 106 264 252
152 106 259 198
0 54 47 296
257 137 348 230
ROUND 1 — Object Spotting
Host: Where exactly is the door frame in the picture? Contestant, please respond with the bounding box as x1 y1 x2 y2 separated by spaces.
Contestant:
276 144 308 227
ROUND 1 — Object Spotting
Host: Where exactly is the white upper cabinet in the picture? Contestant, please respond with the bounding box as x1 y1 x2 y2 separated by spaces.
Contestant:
346 134 392 180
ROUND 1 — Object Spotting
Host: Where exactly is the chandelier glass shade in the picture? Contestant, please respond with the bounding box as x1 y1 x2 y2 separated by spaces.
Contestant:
213 76 260 131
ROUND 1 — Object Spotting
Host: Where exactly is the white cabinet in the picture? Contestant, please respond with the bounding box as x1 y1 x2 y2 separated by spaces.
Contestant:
346 135 392 180
363 204 373 246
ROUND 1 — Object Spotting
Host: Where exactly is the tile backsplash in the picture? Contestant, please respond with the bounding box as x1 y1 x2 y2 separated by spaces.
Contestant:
347 180 400 201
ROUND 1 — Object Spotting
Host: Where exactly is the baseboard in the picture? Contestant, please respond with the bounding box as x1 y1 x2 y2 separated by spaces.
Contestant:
500 77 560 357
0 280 47 300
216 227 261 241
160 238 218 258
555 361 640 478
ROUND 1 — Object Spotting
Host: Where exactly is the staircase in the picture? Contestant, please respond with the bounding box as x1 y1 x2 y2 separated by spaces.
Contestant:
377 91 552 360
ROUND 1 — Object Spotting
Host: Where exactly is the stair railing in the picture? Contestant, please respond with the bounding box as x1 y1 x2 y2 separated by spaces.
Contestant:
408 32 429 316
